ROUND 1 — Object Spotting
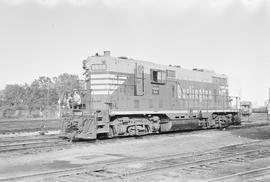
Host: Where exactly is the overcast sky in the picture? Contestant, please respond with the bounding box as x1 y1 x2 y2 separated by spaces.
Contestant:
0 0 269 106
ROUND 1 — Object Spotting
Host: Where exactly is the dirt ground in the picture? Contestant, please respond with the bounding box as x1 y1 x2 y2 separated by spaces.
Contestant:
1 124 270 181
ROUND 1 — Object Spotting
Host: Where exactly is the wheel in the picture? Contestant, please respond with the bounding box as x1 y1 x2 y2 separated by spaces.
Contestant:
145 125 151 135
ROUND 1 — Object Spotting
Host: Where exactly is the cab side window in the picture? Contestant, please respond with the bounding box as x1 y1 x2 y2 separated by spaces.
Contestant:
151 69 166 84
153 70 158 82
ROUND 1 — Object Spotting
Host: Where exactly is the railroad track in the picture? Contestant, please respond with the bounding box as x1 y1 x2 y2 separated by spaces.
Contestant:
0 118 60 134
98 141 270 182
208 166 270 182
0 136 69 153
2 140 270 182
0 135 59 143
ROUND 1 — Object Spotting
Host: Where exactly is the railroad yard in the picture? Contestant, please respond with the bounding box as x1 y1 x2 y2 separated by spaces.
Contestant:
1 0 269 181
0 113 270 182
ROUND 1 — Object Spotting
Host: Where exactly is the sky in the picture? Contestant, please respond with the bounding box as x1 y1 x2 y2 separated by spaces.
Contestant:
0 0 269 106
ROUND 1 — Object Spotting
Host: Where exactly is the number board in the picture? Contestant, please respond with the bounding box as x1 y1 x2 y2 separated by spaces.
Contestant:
152 85 159 95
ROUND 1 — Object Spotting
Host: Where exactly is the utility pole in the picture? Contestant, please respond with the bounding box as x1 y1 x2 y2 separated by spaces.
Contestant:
266 88 270 125
236 96 239 110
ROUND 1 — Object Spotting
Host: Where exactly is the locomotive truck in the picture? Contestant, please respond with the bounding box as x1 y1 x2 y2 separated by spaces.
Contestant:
60 51 240 140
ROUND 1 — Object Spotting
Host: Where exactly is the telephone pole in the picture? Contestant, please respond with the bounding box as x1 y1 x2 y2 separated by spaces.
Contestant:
266 88 270 125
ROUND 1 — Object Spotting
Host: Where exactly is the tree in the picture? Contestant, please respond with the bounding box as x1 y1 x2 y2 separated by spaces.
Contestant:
3 84 27 106
0 73 83 115
53 73 83 98
26 76 56 111
0 90 4 107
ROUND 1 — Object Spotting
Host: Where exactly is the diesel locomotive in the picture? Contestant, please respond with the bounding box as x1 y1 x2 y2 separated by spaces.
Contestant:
60 51 240 140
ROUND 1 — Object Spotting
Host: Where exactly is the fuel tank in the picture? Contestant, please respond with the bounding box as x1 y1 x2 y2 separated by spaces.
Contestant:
160 119 200 132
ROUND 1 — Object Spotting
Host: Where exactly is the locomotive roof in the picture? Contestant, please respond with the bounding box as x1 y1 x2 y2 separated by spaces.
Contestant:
85 52 228 83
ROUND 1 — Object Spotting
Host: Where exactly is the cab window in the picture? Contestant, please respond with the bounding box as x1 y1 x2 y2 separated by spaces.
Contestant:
151 69 166 84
